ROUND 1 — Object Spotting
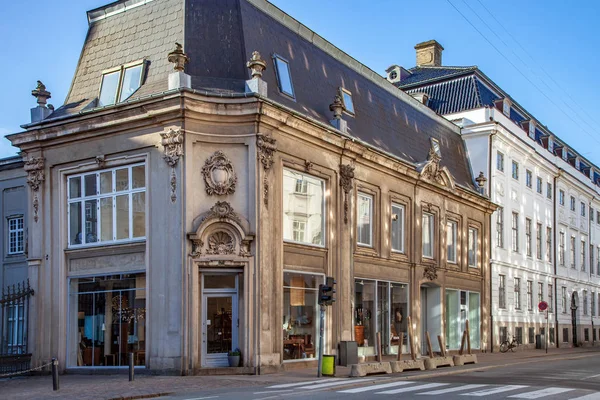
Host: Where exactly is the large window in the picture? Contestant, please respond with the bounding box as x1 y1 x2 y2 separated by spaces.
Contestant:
547 183 552 199
273 55 295 99
446 220 457 263
581 202 587 217
391 203 405 253
514 277 521 310
570 196 576 212
559 232 565 266
68 164 146 247
562 286 567 314
68 273 146 367
98 62 144 106
496 152 504 172
571 236 576 269
512 161 519 180
468 227 478 267
496 208 504 248
536 177 542 194
525 218 532 257
499 275 506 309
536 222 542 260
546 227 552 262
548 284 553 312
283 169 324 246
422 213 434 258
512 212 519 253
283 271 322 361
526 280 533 311
559 190 564 206
7 216 24 255
446 290 480 350
526 170 532 188
581 239 587 271
584 290 588 315
538 282 544 309
357 193 373 246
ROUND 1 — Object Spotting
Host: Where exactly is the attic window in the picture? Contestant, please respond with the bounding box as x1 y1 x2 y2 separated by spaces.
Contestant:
98 61 145 106
273 55 294 99
339 88 355 115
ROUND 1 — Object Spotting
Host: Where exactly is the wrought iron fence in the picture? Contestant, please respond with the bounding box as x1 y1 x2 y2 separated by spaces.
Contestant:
0 280 34 374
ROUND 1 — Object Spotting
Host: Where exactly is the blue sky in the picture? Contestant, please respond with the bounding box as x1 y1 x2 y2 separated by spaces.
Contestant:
1 0 599 165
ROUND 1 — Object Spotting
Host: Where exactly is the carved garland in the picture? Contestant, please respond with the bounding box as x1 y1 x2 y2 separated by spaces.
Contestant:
423 264 438 281
257 134 277 207
339 164 355 224
202 151 237 196
24 156 45 223
160 128 184 203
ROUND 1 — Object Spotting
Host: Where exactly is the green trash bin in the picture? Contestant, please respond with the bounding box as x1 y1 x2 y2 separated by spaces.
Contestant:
322 355 336 376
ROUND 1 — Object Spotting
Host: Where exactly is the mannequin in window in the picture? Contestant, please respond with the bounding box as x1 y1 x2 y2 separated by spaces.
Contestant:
394 307 403 341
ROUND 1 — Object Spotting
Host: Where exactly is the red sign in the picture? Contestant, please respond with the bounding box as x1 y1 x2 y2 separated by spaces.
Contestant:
538 301 548 311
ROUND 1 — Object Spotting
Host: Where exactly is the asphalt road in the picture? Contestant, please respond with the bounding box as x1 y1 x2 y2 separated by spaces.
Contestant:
163 352 600 400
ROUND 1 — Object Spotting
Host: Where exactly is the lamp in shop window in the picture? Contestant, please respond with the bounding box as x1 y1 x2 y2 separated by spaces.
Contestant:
290 276 305 306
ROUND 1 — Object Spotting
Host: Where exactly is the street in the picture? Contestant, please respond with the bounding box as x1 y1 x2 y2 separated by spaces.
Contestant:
162 351 600 400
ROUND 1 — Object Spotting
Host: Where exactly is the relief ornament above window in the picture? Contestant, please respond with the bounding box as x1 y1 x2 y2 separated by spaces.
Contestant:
202 151 237 196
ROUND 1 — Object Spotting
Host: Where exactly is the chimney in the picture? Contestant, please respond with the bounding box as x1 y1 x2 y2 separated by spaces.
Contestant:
415 40 444 67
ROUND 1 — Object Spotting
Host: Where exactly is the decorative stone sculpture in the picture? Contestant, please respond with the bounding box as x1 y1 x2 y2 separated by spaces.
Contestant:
246 51 267 79
206 232 235 255
24 156 45 223
329 95 344 120
339 164 355 224
160 128 184 203
31 81 51 106
417 138 455 190
257 134 277 206
167 43 189 72
475 171 487 195
202 151 237 196
423 264 437 281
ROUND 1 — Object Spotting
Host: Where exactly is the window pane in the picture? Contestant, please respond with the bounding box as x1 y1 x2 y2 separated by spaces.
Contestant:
84 200 98 243
84 174 97 197
98 70 121 106
100 197 113 242
423 214 433 258
282 169 324 246
391 204 404 252
469 292 480 349
100 171 112 194
447 221 456 263
116 195 130 240
342 91 354 114
132 165 145 189
119 64 143 102
70 202 82 245
69 177 81 199
275 57 294 97
132 192 145 238
116 168 129 192
357 194 372 246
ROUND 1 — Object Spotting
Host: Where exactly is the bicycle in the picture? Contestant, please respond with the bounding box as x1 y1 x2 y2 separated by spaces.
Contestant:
499 334 520 353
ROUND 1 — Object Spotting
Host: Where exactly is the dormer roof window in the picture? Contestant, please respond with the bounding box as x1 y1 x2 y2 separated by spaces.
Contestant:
339 87 355 115
273 54 295 99
98 60 145 107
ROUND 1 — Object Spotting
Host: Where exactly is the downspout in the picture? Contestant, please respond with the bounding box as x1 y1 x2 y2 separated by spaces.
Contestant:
488 123 497 353
553 170 560 347
254 101 263 375
590 195 595 345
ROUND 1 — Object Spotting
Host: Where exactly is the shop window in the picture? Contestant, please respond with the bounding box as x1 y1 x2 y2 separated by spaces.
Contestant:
283 271 322 361
391 203 405 253
68 273 146 367
354 279 407 357
445 289 479 350
357 193 373 246
68 164 146 247
282 169 324 246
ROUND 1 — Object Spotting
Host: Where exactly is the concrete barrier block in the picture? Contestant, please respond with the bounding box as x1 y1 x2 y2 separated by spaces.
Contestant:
453 354 478 366
424 356 454 370
390 359 425 372
350 362 392 377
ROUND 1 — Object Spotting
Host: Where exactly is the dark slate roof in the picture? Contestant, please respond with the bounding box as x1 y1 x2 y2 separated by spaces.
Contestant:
31 0 477 191
399 66 477 87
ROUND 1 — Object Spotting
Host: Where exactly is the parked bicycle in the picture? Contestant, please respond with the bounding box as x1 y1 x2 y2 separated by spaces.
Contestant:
499 334 520 353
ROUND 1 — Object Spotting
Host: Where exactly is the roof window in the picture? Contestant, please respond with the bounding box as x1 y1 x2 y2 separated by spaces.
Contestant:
273 55 294 99
98 60 145 107
339 87 355 115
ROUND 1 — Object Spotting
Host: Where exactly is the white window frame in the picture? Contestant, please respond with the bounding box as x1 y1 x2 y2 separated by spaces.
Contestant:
357 193 373 247
512 161 519 180
526 170 532 188
525 218 532 257
536 222 543 260
497 152 504 172
468 227 478 268
562 286 567 314
512 212 519 253
292 220 306 242
526 280 533 311
559 231 566 266
547 183 552 199
98 60 145 106
7 216 24 255
559 190 565 206
499 275 506 309
581 202 587 217
339 87 355 115
514 277 521 310
446 220 457 263
391 203 405 253
548 284 553 312
273 54 295 99
496 208 504 248
536 177 542 194
581 239 587 271
570 196 576 211
67 163 146 248
422 212 434 259
571 236 576 269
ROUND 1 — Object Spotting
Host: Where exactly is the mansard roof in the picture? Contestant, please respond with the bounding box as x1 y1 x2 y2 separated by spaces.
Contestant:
25 0 478 191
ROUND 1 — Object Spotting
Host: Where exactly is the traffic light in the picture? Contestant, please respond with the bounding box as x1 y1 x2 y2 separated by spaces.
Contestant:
318 276 336 306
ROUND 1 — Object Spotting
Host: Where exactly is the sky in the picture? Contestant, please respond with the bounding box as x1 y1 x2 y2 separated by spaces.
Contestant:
1 0 599 165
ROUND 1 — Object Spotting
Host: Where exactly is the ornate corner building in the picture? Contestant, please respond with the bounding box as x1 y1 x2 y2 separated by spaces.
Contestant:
5 0 495 374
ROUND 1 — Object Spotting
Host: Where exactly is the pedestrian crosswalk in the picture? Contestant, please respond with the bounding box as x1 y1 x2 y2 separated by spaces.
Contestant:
263 379 598 399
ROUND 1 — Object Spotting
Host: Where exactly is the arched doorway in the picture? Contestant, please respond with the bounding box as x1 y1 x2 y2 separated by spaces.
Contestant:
571 291 579 346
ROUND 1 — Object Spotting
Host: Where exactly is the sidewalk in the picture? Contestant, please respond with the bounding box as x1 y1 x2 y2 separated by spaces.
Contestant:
1 347 597 400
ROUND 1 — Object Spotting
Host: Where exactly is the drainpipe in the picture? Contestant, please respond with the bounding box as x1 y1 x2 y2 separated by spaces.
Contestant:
488 125 497 353
553 170 560 347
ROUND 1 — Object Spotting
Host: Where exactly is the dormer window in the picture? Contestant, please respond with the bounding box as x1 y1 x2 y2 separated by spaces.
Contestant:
339 88 355 115
98 61 145 106
273 55 295 99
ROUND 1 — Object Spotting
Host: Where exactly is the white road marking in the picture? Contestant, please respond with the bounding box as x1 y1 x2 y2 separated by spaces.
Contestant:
568 393 600 400
417 384 488 395
253 389 295 395
377 383 448 394
582 373 600 380
338 381 415 393
183 397 219 400
296 379 355 389
462 385 528 396
508 387 574 398
266 378 344 388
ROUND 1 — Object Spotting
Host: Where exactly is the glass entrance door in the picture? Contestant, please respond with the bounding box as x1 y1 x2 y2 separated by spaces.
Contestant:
202 294 237 367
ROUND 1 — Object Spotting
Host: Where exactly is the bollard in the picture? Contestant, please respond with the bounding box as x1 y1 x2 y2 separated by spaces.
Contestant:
51 358 59 391
128 352 135 381
376 332 382 362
